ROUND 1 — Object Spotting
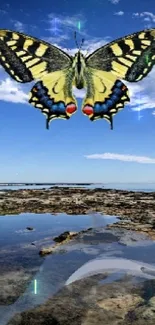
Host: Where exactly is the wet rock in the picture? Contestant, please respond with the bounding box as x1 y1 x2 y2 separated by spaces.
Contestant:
39 229 92 256
7 274 155 325
53 231 77 243
26 227 34 231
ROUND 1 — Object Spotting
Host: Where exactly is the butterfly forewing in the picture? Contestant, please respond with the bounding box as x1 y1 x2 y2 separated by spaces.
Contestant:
0 30 72 83
86 29 155 82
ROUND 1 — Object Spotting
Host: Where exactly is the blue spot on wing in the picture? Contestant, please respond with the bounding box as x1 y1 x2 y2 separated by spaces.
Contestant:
113 88 122 95
111 94 119 101
93 79 128 116
31 81 66 115
102 104 108 112
115 81 122 87
90 79 129 130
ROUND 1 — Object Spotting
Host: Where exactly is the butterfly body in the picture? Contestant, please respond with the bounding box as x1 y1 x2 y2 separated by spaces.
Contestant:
0 28 155 129
73 51 86 89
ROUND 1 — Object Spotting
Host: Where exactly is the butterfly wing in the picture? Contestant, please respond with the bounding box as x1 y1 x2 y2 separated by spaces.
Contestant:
29 70 77 129
86 29 155 82
82 69 129 129
82 29 155 128
0 30 77 126
0 30 72 82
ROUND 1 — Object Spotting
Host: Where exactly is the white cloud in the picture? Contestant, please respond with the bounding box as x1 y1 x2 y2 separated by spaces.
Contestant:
114 11 124 16
83 38 110 54
132 11 155 27
0 78 28 103
48 13 85 30
0 9 7 14
10 20 25 32
46 13 87 44
13 21 25 32
109 0 120 4
85 153 155 164
133 13 139 17
46 36 110 57
152 111 155 116
140 11 155 21
45 12 111 50
144 17 151 22
73 87 86 99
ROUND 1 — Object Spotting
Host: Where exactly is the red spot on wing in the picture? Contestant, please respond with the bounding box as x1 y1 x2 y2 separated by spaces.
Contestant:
66 104 77 114
83 105 94 115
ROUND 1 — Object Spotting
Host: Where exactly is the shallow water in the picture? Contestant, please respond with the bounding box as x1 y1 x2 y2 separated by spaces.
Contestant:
0 212 155 325
0 212 118 248
0 182 155 191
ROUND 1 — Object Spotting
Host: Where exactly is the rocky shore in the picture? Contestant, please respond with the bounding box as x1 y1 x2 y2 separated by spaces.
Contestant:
1 187 155 325
0 187 155 237
7 274 155 325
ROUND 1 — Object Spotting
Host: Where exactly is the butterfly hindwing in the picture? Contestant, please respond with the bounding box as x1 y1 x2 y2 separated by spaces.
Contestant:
86 29 155 82
0 29 72 83
82 69 130 129
29 70 77 128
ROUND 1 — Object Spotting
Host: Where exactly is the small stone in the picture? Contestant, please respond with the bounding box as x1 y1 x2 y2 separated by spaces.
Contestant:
26 227 34 231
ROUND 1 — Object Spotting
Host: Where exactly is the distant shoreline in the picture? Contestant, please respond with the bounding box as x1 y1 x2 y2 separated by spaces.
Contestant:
0 183 94 186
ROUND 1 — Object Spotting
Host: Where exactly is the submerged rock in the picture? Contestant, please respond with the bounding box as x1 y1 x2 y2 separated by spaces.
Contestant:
26 227 34 231
6 273 155 325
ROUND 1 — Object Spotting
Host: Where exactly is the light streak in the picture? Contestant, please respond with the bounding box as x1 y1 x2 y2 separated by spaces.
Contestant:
34 279 37 294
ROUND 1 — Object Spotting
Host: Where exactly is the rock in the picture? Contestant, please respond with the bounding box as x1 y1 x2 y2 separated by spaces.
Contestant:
53 231 75 242
39 246 56 256
26 227 34 231
7 274 152 325
39 229 92 256
97 294 143 319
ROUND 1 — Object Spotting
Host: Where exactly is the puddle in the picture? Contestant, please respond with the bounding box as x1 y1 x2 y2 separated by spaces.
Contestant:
0 212 155 325
0 212 118 248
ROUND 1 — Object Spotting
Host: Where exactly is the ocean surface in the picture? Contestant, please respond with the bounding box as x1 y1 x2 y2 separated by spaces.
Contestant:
0 182 155 191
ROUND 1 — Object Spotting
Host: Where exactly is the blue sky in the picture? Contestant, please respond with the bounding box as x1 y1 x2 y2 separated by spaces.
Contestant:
0 0 155 183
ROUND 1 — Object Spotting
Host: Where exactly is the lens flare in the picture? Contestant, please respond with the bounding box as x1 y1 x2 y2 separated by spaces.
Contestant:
34 279 37 294
77 21 81 31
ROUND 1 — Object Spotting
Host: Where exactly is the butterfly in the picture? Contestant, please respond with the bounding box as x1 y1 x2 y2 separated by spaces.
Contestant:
0 28 155 129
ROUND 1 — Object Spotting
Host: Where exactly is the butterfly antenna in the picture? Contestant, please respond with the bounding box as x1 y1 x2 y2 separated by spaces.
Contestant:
80 38 85 49
74 31 79 49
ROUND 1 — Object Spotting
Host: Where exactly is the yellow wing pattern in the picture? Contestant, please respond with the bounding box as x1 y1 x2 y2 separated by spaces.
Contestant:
29 70 77 129
0 29 72 83
86 29 155 82
82 69 129 129
0 29 76 128
0 28 155 130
